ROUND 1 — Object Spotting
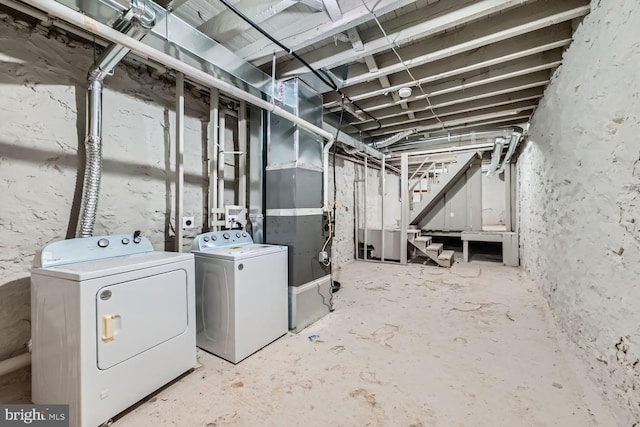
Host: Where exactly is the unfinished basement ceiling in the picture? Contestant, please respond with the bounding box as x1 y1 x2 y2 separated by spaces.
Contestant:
167 0 589 147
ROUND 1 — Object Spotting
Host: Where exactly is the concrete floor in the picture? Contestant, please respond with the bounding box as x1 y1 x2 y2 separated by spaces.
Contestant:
115 260 612 426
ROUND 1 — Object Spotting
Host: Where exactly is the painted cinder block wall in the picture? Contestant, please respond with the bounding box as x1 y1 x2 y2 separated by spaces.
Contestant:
518 0 640 423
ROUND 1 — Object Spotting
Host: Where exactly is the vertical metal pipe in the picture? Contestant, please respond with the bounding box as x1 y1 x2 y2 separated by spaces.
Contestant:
354 173 360 260
76 0 156 237
380 155 385 262
78 78 103 237
218 114 226 221
400 153 409 264
323 140 335 211
174 72 185 252
505 162 512 232
209 88 219 231
363 157 368 261
238 100 247 214
271 51 277 103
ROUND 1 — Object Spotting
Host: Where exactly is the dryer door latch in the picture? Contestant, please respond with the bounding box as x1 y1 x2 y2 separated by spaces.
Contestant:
102 314 119 342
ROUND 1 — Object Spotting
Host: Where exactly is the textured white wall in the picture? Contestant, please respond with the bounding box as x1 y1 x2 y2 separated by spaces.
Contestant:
518 1 640 423
0 18 208 376
329 156 401 270
328 157 357 271
482 172 506 226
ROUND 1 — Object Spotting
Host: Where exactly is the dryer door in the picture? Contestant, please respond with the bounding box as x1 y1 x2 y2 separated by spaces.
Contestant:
96 269 188 370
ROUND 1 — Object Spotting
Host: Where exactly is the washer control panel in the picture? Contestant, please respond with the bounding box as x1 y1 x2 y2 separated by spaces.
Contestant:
192 230 252 251
34 232 154 268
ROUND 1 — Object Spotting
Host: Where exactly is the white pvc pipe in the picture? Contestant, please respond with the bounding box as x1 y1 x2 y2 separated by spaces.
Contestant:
238 100 247 212
0 353 31 377
380 155 385 262
322 140 334 211
22 0 336 212
210 88 219 231
218 114 226 219
175 72 185 252
363 157 368 261
400 154 409 264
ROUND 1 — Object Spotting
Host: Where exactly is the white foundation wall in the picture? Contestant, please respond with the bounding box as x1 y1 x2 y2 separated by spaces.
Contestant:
0 17 208 387
329 157 401 270
518 1 640 423
482 172 506 226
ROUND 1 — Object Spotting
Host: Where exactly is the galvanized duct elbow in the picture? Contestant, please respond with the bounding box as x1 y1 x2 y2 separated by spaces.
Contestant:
368 129 417 149
77 0 156 237
486 137 506 177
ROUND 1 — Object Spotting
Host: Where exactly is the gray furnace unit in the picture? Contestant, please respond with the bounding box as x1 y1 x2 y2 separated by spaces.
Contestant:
266 78 331 332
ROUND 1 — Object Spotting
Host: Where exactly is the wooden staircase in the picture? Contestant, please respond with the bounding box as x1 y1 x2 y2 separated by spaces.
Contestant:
408 234 455 267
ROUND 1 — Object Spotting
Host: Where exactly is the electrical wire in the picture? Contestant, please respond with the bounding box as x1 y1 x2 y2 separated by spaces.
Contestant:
360 0 445 130
217 0 381 129
320 211 333 266
320 95 345 267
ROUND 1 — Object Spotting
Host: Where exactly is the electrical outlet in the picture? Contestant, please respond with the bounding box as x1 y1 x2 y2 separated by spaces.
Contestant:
182 216 195 229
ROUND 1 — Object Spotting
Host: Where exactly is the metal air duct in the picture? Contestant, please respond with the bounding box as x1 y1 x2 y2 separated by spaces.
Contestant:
77 0 156 237
368 129 417 149
486 137 506 177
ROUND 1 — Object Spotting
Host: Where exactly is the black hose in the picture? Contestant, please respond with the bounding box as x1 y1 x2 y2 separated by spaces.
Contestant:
217 0 381 129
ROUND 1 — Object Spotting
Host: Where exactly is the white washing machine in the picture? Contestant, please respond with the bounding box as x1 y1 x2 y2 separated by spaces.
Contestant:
31 233 196 427
192 230 288 363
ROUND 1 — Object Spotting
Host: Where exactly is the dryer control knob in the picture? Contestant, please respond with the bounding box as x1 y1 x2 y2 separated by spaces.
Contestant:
203 237 209 242
212 235 217 241
223 233 230 239
121 238 130 245
236 232 241 238
97 238 109 248
242 232 247 237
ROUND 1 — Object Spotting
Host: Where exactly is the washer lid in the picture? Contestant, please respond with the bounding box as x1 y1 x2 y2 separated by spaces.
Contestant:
31 251 194 281
194 244 287 261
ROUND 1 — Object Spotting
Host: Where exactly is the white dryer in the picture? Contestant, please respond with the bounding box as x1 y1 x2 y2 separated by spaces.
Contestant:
192 230 288 363
31 232 196 427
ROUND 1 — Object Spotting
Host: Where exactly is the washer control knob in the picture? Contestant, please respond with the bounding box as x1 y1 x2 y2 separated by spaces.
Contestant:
203 236 209 242
236 232 241 238
121 238 130 245
223 233 230 240
97 238 109 248
242 232 247 237
133 236 141 244
212 235 217 241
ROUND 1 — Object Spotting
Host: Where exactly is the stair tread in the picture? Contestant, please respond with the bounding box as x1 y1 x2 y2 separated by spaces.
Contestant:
415 236 432 242
438 250 455 260
426 243 443 251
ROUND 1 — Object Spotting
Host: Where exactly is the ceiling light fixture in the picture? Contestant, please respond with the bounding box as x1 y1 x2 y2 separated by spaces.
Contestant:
398 87 412 98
